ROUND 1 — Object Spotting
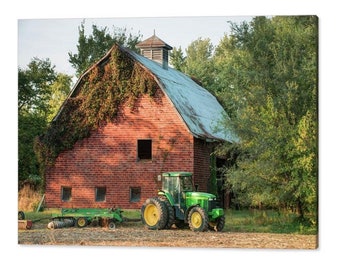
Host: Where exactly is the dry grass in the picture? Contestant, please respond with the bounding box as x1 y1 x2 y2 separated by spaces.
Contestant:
18 185 42 211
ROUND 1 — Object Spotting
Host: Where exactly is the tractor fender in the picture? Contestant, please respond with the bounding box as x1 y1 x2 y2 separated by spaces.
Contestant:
210 208 225 219
157 190 175 205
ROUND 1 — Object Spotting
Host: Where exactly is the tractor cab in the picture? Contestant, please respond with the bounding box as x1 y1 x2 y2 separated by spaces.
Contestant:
141 171 225 232
161 172 193 206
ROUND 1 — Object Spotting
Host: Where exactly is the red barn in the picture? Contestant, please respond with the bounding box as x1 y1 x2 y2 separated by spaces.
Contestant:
41 34 237 209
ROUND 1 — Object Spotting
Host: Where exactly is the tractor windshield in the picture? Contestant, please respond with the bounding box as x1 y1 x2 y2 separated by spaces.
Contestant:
181 176 193 192
162 174 193 204
162 176 178 193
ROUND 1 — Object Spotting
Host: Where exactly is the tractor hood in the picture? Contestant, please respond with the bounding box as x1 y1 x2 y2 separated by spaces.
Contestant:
185 192 216 200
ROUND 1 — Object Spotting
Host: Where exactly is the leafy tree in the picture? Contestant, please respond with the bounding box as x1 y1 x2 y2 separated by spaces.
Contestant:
18 58 72 183
214 16 318 223
169 46 186 71
182 38 215 90
18 58 56 116
18 112 47 184
47 73 73 122
69 21 142 76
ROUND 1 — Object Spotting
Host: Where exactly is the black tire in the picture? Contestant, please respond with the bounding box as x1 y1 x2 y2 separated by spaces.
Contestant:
91 218 99 227
159 196 175 229
76 217 87 228
18 211 25 220
188 206 209 232
141 197 168 230
208 216 225 232
108 221 116 230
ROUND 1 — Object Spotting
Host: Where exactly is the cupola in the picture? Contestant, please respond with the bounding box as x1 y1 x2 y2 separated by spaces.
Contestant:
136 33 173 70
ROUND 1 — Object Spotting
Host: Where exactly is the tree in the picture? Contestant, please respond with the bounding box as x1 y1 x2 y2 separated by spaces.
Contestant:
182 38 215 90
69 21 142 76
47 73 73 122
18 58 72 183
214 16 318 222
18 58 56 116
169 46 186 71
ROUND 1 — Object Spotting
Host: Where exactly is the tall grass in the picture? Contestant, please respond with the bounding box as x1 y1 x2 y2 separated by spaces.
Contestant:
225 209 317 235
18 185 43 212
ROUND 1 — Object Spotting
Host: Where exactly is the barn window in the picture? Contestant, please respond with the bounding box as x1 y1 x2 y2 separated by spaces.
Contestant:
95 187 106 202
130 187 141 202
137 139 152 160
61 186 72 202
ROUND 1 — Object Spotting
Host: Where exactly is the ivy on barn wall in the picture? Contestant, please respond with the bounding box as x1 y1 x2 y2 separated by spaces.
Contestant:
34 45 158 178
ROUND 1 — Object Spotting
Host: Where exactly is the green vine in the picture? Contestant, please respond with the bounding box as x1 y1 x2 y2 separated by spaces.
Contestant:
35 45 158 177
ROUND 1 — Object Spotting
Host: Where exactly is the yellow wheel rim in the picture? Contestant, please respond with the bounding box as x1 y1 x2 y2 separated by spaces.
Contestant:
191 212 202 228
77 217 86 227
144 204 159 226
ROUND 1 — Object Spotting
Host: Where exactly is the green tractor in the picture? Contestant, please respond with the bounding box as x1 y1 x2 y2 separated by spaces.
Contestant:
141 172 225 232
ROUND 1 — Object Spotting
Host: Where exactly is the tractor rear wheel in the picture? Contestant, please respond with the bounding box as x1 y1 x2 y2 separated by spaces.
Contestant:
159 196 175 229
188 206 209 232
141 197 168 230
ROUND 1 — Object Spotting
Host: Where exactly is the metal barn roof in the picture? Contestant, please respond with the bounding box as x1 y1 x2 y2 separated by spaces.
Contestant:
124 47 238 143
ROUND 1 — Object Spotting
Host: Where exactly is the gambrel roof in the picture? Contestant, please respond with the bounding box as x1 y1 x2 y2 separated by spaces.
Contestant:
57 44 238 143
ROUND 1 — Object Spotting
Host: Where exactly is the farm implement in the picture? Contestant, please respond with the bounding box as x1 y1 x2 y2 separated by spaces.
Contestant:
48 207 127 230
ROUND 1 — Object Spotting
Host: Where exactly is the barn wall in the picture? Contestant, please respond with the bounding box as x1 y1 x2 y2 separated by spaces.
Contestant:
45 89 195 209
193 138 215 193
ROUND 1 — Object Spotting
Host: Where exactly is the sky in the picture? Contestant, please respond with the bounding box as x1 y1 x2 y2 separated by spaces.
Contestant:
18 16 252 76
3 0 340 269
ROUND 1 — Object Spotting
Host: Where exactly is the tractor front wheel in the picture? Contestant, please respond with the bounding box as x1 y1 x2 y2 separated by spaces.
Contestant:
188 206 208 232
208 216 225 232
141 197 168 230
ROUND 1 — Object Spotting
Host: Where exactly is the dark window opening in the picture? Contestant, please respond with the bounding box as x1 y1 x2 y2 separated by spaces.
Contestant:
61 187 72 202
130 187 141 202
137 139 152 160
95 187 106 202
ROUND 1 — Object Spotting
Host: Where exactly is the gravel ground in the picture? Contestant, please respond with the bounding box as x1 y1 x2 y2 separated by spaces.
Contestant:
18 221 318 249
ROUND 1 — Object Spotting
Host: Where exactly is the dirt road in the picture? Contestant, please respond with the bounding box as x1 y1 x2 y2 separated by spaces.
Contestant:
18 221 317 249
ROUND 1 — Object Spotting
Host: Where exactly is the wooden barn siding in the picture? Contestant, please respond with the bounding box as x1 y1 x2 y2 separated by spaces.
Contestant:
45 89 197 209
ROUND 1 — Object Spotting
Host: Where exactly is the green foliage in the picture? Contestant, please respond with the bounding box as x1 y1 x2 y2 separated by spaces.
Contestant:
170 38 215 90
18 112 47 181
214 16 318 223
169 46 186 71
36 45 158 175
225 209 317 234
18 58 56 115
183 38 215 90
47 73 73 122
69 21 142 76
18 58 65 182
